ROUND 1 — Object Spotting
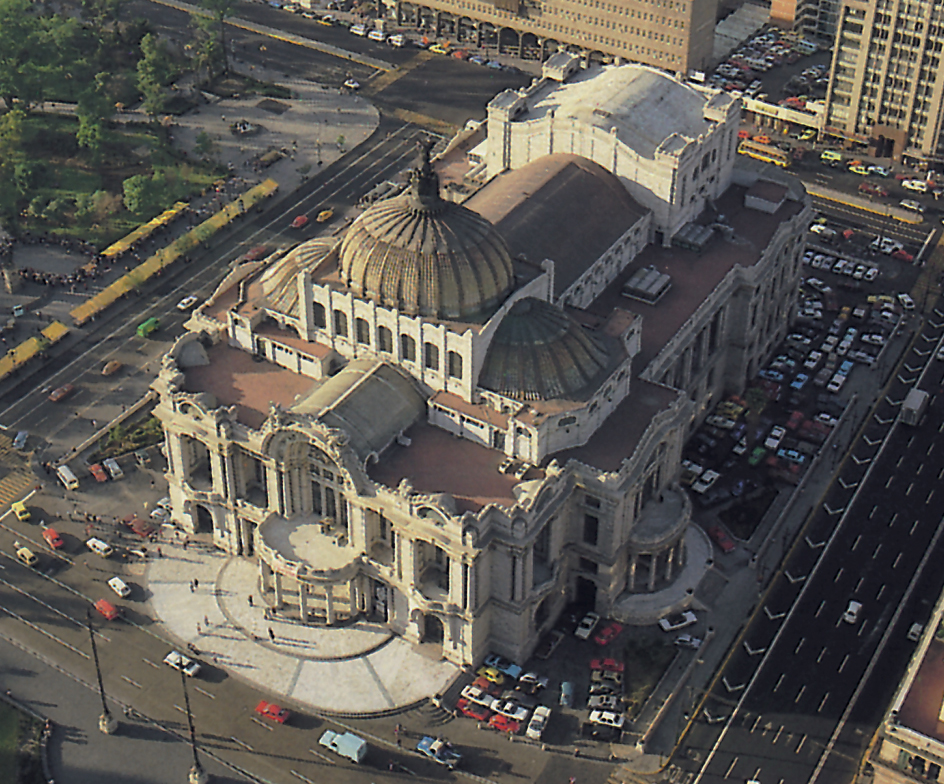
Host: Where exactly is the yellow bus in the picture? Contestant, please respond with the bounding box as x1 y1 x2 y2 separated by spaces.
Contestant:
737 140 791 168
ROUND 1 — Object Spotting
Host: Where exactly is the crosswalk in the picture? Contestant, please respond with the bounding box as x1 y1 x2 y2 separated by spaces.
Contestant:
0 431 37 509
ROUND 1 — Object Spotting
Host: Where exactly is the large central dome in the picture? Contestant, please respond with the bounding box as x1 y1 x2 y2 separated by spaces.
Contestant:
338 144 515 321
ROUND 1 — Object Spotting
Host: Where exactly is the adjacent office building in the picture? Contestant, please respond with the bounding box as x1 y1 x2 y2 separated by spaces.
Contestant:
824 0 944 163
770 0 840 41
389 0 718 74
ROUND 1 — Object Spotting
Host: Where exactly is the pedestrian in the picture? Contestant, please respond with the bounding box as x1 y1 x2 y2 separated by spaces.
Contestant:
268 627 275 642
204 615 209 627
196 622 201 635
193 578 199 589
189 581 195 593
248 595 253 607
156 547 162 558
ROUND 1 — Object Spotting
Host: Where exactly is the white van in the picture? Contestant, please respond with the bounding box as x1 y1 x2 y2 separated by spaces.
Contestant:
367 29 385 42
108 576 131 597
103 458 123 480
349 24 366 35
86 537 114 558
388 34 406 47
13 431 28 450
56 465 79 491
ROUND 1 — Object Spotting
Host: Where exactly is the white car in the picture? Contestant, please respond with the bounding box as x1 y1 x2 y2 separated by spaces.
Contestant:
489 698 529 722
861 334 885 346
674 634 702 649
803 351 823 370
150 507 171 522
842 600 862 624
574 611 601 640
898 293 915 310
900 199 924 213
587 694 620 710
176 296 199 311
588 710 625 729
691 469 721 494
164 650 201 677
902 179 928 193
460 684 493 708
864 267 879 281
814 413 839 427
658 611 697 632
764 426 786 451
107 576 131 598
526 705 551 740
343 78 361 90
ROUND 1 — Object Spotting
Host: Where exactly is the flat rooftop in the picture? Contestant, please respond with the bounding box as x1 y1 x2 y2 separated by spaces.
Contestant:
586 182 804 370
897 636 944 743
182 342 316 430
369 421 542 513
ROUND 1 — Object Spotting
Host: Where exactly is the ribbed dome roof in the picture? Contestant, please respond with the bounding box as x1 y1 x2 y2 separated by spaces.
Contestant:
339 143 514 320
479 298 611 401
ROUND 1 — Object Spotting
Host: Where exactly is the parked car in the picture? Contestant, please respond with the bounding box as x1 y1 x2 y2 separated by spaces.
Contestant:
764 426 786 450
588 694 620 710
487 714 521 734
590 657 625 673
42 528 64 549
706 524 736 553
456 697 491 721
526 705 551 740
588 710 625 729
674 634 702 649
574 611 601 640
559 681 575 707
108 576 131 598
593 621 624 646
163 650 201 677
416 736 461 769
483 653 523 679
490 699 529 722
475 666 505 686
658 611 697 632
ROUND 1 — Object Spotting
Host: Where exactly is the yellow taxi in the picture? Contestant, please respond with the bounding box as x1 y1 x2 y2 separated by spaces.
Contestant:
12 502 30 522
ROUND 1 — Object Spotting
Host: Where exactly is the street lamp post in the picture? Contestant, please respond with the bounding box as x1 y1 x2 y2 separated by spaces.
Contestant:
86 611 118 735
180 667 209 784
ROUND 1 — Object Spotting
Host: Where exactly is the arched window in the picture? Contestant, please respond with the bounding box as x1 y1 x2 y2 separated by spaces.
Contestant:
355 317 370 344
447 351 462 378
378 326 393 353
334 310 348 337
312 302 326 329
424 342 439 370
401 334 416 361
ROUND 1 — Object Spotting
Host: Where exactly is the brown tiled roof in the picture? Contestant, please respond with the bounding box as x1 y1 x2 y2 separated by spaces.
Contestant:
897 637 944 742
466 154 648 298
182 342 317 429
369 421 543 513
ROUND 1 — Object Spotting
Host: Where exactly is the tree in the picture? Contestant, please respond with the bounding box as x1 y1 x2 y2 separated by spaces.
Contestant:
76 74 112 154
0 0 47 109
137 33 172 117
190 0 235 78
194 130 214 158
122 174 153 214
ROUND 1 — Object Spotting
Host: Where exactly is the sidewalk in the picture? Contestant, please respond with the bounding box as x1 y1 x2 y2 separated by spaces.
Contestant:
144 536 459 715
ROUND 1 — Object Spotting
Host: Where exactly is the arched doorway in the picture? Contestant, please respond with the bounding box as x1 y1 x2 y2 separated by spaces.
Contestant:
195 504 213 534
535 596 552 627
423 613 444 643
575 576 596 610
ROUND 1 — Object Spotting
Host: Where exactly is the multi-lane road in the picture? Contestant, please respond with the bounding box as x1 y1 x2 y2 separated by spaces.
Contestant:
669 300 944 784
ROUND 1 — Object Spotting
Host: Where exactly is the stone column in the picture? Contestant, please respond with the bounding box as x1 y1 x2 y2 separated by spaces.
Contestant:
299 583 308 621
280 470 291 517
665 545 675 582
349 577 358 614
648 553 657 591
274 571 284 606
259 559 270 592
326 584 336 625
628 552 638 592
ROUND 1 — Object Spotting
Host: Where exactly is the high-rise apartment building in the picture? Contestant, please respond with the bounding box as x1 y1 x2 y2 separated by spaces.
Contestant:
392 0 718 74
824 0 944 162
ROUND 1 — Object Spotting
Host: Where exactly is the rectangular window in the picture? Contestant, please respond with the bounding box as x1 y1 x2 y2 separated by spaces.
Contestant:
583 514 599 546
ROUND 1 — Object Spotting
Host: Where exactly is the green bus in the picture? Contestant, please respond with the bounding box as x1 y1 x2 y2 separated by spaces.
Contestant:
136 317 160 338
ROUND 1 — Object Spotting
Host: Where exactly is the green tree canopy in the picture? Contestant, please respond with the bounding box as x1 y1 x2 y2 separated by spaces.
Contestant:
190 0 235 78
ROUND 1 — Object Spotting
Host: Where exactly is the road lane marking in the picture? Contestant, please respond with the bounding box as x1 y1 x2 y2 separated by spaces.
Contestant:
877 584 887 600
308 748 334 764
173 703 185 714
906 482 914 496
750 715 761 733
796 735 807 753
834 567 843 581
121 676 142 688
868 505 877 519
143 657 160 669
817 693 829 713
795 685 806 704
854 577 863 592
773 673 784 692
291 772 317 784
885 475 894 488
194 686 215 699
911 519 921 534
0 605 89 659
231 736 254 751
250 717 274 731
851 535 861 551
873 543 882 559
838 654 849 673
893 552 903 568
890 512 898 527
794 638 804 654
773 726 783 744
815 600 825 617
723 757 738 778
816 647 826 664
928 489 935 504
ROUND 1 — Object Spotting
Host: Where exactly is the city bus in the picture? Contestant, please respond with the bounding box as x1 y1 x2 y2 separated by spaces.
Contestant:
736 140 791 168
136 317 160 338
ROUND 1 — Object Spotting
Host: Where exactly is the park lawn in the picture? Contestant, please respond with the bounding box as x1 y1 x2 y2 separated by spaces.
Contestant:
0 701 18 784
17 114 223 249
622 639 677 720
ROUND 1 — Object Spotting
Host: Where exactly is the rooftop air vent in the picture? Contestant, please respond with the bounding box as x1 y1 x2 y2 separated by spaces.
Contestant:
621 266 672 304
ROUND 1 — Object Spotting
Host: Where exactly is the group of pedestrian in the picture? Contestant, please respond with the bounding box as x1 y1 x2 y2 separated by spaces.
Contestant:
189 578 200 592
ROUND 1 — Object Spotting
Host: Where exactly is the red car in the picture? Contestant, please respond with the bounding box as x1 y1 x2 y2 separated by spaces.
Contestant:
42 528 64 550
471 676 502 696
123 515 157 539
892 249 914 262
488 714 520 734
290 215 309 229
456 698 491 722
242 245 270 261
89 463 109 483
255 700 291 724
785 410 805 431
707 525 736 553
593 621 624 646
590 658 625 673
